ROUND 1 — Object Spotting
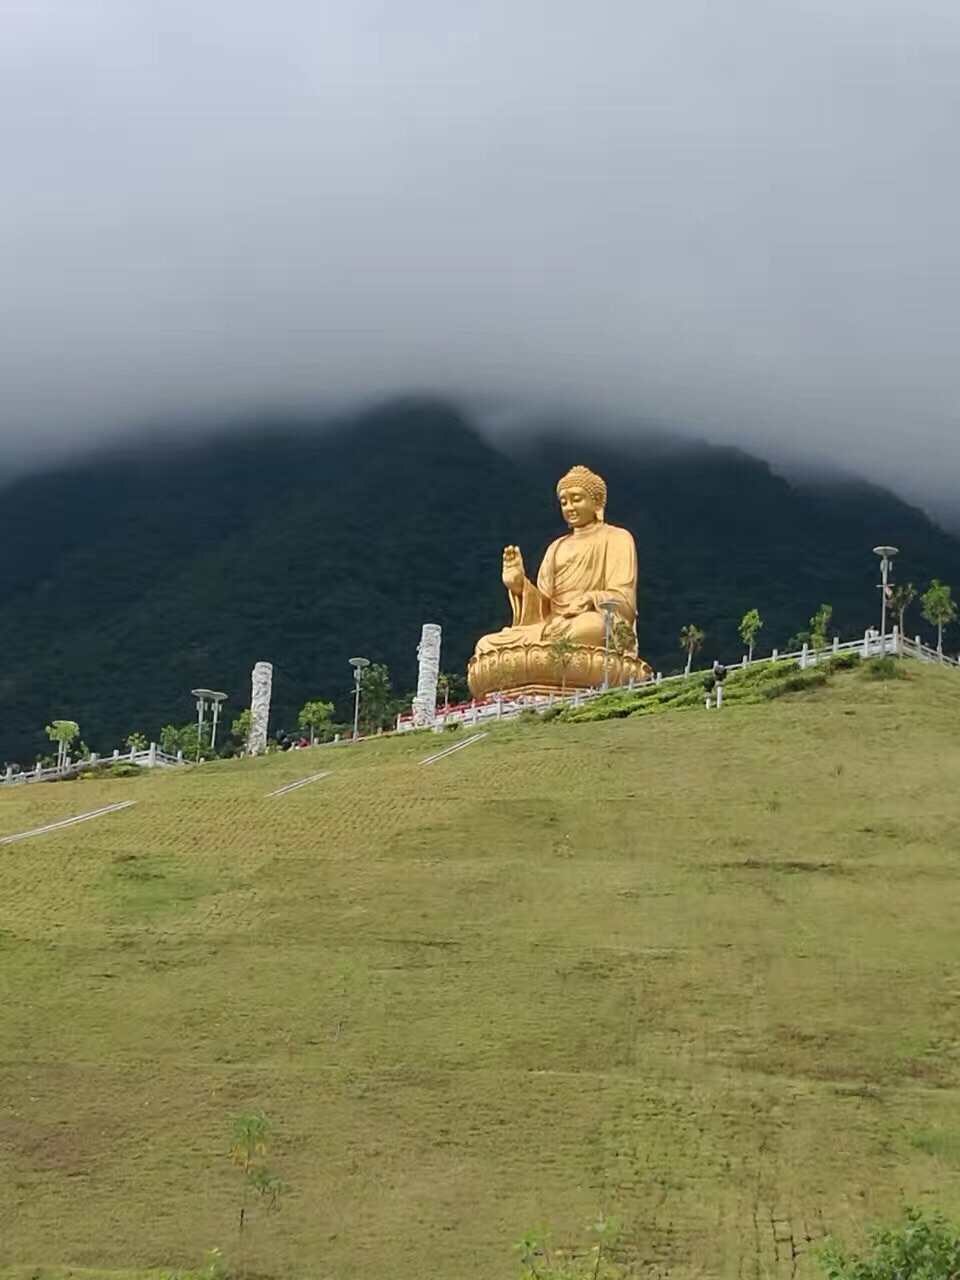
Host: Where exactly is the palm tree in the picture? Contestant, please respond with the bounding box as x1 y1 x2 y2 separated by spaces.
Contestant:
437 674 451 710
548 635 578 695
679 625 705 676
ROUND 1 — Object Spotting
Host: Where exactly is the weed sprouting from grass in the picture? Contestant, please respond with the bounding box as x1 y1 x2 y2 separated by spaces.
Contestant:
516 1215 626 1279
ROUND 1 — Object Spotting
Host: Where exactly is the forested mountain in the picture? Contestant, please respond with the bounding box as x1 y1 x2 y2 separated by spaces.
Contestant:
2 398 958 762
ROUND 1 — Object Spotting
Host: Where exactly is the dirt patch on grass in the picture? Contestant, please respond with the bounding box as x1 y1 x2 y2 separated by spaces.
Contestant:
0 1116 92 1175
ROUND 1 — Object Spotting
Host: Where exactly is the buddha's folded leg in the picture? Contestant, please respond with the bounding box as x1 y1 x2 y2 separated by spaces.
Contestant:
474 623 549 655
543 611 608 646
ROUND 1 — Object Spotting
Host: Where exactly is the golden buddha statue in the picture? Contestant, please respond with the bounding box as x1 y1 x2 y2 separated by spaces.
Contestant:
467 465 653 698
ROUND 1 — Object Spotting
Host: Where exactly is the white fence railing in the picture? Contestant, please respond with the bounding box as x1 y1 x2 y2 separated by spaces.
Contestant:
2 742 184 786
396 627 959 733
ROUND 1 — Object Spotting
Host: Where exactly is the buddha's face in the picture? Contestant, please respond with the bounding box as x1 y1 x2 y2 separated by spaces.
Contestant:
559 486 599 529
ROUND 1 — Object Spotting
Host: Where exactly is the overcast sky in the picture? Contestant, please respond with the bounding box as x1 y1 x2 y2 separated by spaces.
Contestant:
3 1 959 514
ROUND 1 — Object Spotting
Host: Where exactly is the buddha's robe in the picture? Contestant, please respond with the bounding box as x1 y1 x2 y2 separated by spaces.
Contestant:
475 522 638 654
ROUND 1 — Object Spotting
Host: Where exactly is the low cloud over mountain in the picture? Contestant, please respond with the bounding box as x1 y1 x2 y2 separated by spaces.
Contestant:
3 2 959 518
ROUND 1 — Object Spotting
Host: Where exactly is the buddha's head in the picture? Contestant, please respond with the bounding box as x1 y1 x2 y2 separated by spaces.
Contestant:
557 465 607 528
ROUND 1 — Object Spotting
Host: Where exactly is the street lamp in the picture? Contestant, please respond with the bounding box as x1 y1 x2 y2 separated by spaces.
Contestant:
873 546 899 654
349 657 370 740
599 600 620 692
191 689 227 760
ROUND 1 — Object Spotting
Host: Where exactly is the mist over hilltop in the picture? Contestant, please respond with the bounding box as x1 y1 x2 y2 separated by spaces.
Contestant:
3 2 960 523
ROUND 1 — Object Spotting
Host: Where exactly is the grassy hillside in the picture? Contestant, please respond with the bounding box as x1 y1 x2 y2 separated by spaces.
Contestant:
2 664 960 1279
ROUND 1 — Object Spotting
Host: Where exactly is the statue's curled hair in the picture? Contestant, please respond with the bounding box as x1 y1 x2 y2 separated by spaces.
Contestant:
556 465 607 517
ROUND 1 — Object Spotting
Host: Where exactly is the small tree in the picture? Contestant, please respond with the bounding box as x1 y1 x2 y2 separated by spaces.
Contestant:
921 579 957 657
437 671 469 708
889 582 916 640
125 731 148 753
611 620 636 657
491 658 508 702
159 723 203 760
809 603 833 651
229 1112 285 1260
738 608 763 662
231 709 252 746
45 719 80 771
297 699 335 745
679 625 705 676
359 664 392 732
548 635 578 695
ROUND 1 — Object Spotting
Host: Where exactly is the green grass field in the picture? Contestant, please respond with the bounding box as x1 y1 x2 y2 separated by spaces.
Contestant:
3 663 960 1279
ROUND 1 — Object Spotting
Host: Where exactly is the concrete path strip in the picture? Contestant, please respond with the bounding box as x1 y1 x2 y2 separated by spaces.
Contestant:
420 732 488 766
0 799 137 846
266 770 333 798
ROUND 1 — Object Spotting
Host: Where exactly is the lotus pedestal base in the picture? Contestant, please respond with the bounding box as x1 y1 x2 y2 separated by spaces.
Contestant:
467 643 653 700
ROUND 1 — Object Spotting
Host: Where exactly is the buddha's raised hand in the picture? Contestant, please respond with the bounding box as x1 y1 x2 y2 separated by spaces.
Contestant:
502 545 526 593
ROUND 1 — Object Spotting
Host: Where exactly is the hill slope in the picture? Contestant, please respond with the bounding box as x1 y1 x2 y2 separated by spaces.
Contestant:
2 399 960 760
2 664 960 1278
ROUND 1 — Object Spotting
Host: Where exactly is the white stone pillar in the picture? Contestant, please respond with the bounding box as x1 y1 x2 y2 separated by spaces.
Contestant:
411 623 442 728
249 661 273 756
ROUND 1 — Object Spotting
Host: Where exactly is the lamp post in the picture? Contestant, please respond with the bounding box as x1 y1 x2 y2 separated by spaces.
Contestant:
600 600 620 692
349 657 370 740
873 546 899 655
191 689 227 760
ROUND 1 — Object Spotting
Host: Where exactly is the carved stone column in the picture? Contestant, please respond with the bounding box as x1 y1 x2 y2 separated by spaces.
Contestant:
411 623 442 727
249 660 273 755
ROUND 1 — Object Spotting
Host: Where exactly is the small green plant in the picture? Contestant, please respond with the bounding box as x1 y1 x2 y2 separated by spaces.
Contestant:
443 718 463 731
516 1215 627 1278
165 1247 230 1280
861 655 908 682
106 761 143 778
816 1205 960 1278
229 1112 285 1261
125 731 149 752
